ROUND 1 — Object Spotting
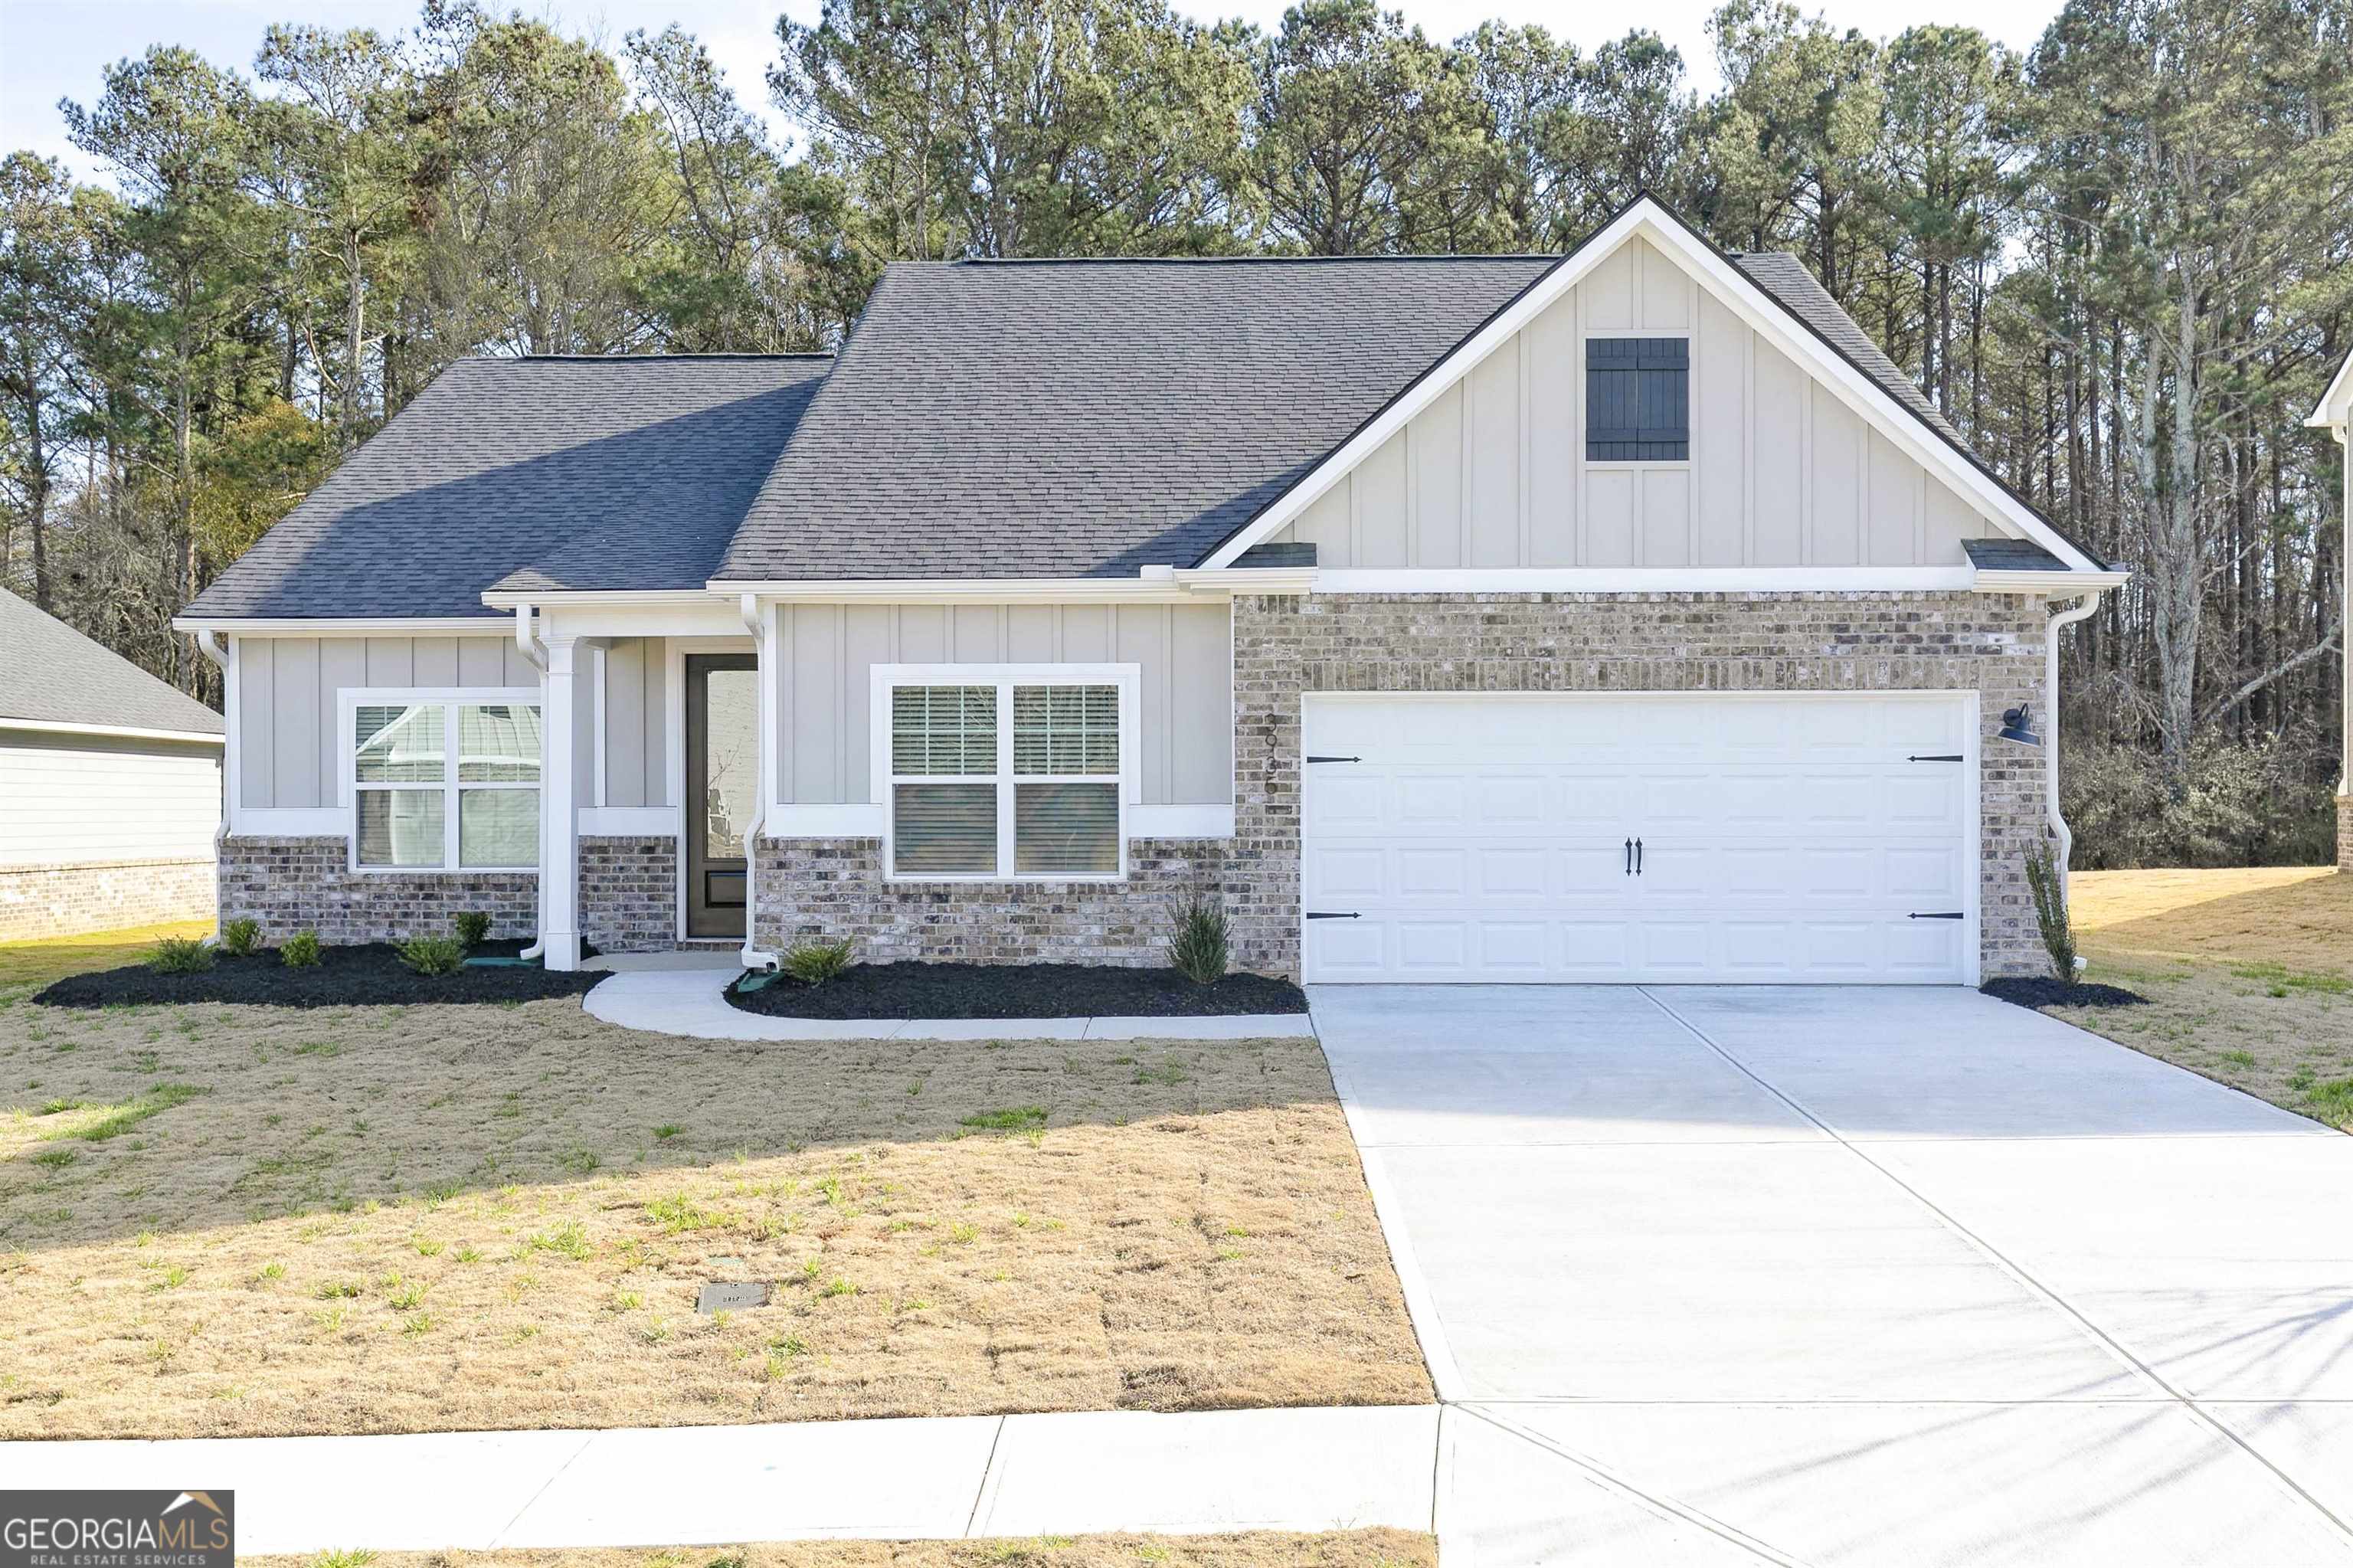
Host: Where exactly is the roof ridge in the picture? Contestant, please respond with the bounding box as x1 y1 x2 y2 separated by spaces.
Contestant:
936 253 1563 267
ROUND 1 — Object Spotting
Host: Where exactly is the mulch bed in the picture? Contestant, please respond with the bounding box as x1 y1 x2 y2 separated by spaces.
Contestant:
35 941 601 1009
726 961 1308 1020
1982 976 2151 1012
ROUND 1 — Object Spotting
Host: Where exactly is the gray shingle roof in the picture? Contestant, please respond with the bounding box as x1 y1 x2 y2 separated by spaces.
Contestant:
716 256 1559 582
184 355 831 620
0 588 224 737
1962 537 2068 571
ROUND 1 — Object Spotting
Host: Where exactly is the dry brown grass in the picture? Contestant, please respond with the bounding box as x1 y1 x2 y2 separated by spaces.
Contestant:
241 1530 1438 1568
2053 868 2353 1132
0 964 1428 1439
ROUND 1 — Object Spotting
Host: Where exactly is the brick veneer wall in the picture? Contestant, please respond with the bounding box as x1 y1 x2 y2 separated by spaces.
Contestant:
581 835 678 953
745 591 2046 979
751 837 1229 967
0 857 217 941
2338 795 2352 874
1226 591 2051 981
217 836 536 943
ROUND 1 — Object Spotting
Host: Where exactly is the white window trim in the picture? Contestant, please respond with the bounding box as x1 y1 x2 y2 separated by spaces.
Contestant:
869 663 1141 884
338 687 544 875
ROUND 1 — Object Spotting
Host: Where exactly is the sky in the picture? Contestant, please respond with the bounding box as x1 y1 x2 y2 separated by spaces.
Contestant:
2 0 2069 182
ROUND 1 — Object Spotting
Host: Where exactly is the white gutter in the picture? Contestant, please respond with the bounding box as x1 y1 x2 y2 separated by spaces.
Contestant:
2046 591 2104 903
0 716 223 745
193 630 235 849
738 591 778 971
512 605 548 962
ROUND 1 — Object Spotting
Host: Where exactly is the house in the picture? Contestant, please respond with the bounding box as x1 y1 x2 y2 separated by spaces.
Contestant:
2308 345 2353 872
0 588 225 940
174 195 2127 984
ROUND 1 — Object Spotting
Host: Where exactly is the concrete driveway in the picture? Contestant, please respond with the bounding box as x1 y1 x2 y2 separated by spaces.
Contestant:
1312 984 2353 1567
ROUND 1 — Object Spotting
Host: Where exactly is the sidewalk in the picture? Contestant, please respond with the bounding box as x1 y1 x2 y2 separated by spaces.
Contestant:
583 964 1316 1042
8 1406 1437 1556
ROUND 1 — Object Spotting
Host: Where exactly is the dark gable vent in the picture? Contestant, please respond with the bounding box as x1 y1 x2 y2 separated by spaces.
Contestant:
1586 337 1689 462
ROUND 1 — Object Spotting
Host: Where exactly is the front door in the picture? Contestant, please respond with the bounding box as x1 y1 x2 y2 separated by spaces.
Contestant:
685 653 758 939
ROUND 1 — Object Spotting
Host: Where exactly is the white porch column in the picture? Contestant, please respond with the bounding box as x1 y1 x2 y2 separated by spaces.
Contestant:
541 635 584 971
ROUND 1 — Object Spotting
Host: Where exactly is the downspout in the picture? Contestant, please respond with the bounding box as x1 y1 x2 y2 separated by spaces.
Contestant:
194 630 234 849
738 591 778 971
2046 591 2103 905
512 605 549 961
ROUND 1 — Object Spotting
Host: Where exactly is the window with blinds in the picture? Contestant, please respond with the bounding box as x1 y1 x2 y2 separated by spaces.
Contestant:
352 699 541 871
1586 336 1690 461
887 679 1122 879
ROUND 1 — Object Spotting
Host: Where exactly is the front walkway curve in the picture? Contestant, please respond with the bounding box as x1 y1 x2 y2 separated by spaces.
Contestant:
582 964 1315 1041
1317 983 2353 1568
6 1406 1438 1557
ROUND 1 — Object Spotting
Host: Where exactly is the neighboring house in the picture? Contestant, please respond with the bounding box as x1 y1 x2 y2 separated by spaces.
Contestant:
0 588 225 941
175 195 2127 984
2310 345 2353 872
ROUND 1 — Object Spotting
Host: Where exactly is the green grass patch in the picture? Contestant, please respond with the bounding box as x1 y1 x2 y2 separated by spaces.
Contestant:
959 1105 1049 1132
41 1082 206 1143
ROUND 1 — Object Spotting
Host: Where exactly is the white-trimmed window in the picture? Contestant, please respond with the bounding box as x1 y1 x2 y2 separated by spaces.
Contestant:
345 689 542 872
875 665 1137 881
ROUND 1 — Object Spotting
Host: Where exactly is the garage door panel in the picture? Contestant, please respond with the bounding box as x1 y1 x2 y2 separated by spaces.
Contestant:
1301 695 1975 984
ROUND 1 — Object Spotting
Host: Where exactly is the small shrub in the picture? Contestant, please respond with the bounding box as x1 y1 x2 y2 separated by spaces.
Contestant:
219 918 261 957
2022 841 2077 983
781 936 854 987
281 930 322 967
397 934 466 977
453 911 492 949
1167 894 1230 985
149 937 214 976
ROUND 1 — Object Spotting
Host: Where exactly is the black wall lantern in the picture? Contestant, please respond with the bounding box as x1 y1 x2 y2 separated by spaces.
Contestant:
1998 703 2041 746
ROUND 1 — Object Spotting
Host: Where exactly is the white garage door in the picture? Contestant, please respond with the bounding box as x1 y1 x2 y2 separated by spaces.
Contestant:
1301 692 1977 984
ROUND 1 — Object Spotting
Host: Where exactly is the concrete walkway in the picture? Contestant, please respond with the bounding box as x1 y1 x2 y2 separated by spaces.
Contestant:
7 1407 1438 1557
1317 984 2353 1567
583 964 1315 1041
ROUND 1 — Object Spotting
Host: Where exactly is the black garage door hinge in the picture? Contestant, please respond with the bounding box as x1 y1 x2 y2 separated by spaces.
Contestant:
1908 911 1965 920
1304 911 1361 920
1305 755 1362 764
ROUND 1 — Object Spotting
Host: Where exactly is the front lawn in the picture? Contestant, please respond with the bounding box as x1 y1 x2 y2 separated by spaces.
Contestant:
0 940 1428 1439
247 1531 1437 1568
2057 867 2353 1131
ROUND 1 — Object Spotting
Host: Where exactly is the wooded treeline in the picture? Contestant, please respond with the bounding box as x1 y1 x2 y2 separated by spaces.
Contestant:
3 0 2348 864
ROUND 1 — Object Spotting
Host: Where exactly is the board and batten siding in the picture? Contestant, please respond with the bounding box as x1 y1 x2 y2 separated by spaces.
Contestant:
235 633 676 813
234 633 538 810
1273 235 2017 570
0 731 221 865
775 602 1232 807
598 637 670 809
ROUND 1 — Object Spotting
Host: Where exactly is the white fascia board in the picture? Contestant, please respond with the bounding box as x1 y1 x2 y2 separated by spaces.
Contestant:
1170 567 1317 596
2308 347 2353 429
0 716 225 746
1975 568 2132 594
1203 197 2102 574
714 578 1199 604
172 615 509 637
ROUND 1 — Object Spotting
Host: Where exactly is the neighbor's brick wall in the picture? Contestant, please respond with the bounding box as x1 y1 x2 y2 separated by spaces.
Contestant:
1227 591 2050 981
0 857 217 941
581 835 677 954
752 837 1229 967
217 836 535 943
